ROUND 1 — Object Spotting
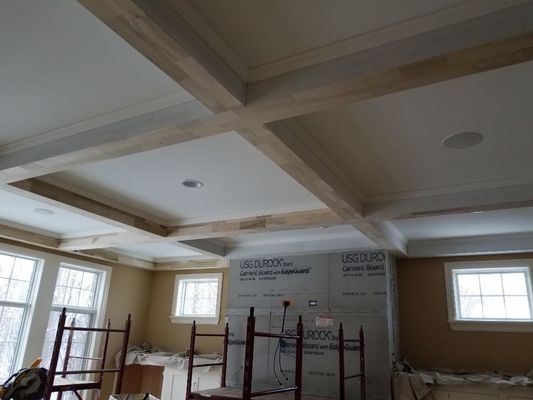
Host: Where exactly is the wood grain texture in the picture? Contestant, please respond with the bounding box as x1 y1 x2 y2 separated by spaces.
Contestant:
236 123 405 253
166 208 343 241
76 249 155 270
4 6 533 183
154 259 228 271
58 208 342 250
8 179 167 237
0 224 59 248
77 0 245 112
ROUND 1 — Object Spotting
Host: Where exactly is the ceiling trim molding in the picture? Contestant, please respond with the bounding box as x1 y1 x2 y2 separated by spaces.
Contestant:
408 232 533 258
0 99 211 184
167 0 250 81
246 0 529 82
364 174 533 203
0 91 193 156
75 249 155 270
365 183 533 221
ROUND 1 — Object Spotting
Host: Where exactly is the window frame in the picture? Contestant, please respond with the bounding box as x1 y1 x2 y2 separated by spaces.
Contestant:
170 273 223 325
0 249 42 380
0 241 111 373
42 262 110 375
444 260 533 332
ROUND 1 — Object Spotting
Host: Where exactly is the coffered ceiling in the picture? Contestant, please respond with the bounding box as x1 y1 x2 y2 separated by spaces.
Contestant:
1 0 533 269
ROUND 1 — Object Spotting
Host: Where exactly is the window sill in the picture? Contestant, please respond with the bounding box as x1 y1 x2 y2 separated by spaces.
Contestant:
449 319 533 333
169 315 220 325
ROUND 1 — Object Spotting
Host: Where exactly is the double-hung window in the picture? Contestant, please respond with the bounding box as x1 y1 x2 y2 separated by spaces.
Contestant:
171 273 223 324
42 265 103 372
0 252 39 381
445 260 533 332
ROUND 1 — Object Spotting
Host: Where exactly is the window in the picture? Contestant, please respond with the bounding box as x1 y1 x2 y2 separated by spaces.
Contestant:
0 252 39 381
171 273 223 324
0 242 111 386
42 265 103 372
445 260 533 332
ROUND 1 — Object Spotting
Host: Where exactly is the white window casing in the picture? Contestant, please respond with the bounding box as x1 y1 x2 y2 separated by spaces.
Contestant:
0 241 111 374
170 273 223 325
444 259 533 332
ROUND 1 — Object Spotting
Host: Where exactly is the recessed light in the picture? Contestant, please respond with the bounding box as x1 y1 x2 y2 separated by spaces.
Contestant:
33 208 55 215
442 131 483 149
182 179 204 189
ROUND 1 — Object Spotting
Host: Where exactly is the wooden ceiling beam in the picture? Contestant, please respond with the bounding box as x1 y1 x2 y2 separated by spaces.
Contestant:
7 179 167 238
166 208 343 241
59 208 342 250
0 99 211 184
77 0 245 112
365 183 533 221
2 5 533 183
0 224 60 249
236 122 406 254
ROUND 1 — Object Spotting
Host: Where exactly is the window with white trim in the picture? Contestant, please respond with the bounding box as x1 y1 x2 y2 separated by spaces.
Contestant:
42 265 103 372
444 260 533 332
171 273 223 324
0 242 111 387
0 252 40 381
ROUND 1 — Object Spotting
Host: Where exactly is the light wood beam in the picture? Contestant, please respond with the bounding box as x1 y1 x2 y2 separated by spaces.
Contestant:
75 249 155 270
154 259 228 271
0 100 211 184
77 0 245 112
7 179 167 237
365 183 533 221
59 208 341 250
0 225 156 270
237 122 406 254
3 5 533 182
166 208 343 241
239 122 363 219
0 224 60 249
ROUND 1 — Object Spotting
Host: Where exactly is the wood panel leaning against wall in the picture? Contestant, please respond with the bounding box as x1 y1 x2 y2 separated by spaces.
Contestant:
398 253 533 373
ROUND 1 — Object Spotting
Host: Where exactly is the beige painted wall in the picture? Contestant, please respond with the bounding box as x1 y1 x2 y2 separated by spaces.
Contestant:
101 264 153 397
398 253 533 373
145 268 229 354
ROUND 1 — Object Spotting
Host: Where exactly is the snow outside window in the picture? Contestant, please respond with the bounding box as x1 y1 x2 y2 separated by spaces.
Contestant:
171 273 223 324
444 260 533 332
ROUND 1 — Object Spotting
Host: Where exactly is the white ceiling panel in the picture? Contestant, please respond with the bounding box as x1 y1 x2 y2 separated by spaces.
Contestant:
0 189 124 237
190 0 465 67
391 207 533 241
113 242 202 261
50 132 325 224
299 61 533 199
0 0 187 146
